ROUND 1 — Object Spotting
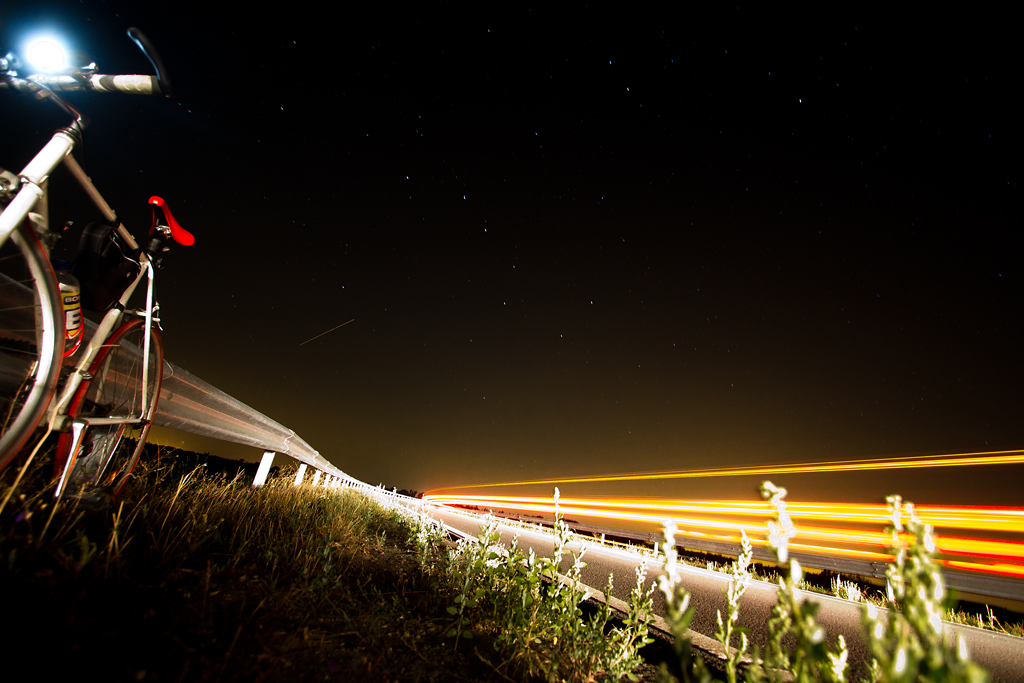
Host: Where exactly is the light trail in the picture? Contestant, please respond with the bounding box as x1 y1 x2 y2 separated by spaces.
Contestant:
436 449 1024 490
425 494 1024 534
422 493 1024 580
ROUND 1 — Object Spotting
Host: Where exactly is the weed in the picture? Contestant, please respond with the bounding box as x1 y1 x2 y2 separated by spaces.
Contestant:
861 495 990 682
413 487 657 681
715 530 753 683
654 481 995 683
830 575 863 603
656 520 713 683
748 481 849 683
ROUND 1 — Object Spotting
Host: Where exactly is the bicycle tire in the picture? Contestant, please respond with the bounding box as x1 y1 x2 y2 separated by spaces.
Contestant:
0 223 64 471
56 317 162 500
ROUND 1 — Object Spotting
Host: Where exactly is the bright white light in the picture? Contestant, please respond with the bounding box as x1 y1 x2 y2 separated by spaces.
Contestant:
27 39 67 72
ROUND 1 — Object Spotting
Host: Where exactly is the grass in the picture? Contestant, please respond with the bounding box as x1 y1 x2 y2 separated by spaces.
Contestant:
1 446 1017 682
409 488 659 681
0 446 677 681
0 446 513 681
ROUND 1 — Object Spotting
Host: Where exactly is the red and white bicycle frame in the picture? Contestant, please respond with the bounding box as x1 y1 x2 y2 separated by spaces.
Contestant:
0 125 159 494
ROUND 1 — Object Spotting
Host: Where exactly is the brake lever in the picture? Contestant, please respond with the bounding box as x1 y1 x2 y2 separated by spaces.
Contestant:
127 28 174 99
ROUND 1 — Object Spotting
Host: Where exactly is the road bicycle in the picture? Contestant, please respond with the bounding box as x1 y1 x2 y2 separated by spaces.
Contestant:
0 28 193 503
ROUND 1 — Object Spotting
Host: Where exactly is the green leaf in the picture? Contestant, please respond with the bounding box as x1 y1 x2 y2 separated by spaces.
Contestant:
447 606 458 615
446 628 457 638
462 630 473 639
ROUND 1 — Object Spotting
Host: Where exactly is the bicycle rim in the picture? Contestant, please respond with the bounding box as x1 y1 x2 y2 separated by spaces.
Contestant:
59 318 162 499
0 225 63 470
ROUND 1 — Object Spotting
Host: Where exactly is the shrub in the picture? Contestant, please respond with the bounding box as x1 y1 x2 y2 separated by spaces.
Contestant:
655 482 991 683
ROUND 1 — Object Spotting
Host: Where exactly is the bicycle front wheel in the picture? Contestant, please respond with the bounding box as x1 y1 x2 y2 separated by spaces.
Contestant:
57 317 163 500
0 224 63 471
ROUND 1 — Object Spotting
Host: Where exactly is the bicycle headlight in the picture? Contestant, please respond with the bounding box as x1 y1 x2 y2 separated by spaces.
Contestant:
26 37 68 72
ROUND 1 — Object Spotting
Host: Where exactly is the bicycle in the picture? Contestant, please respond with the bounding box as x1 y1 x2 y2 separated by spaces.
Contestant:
0 27 193 504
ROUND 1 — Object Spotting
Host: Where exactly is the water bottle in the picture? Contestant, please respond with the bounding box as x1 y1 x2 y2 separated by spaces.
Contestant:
53 259 83 357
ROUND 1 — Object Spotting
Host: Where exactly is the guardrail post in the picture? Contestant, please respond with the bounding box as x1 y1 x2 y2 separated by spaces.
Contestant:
311 469 322 487
293 463 307 486
253 451 275 486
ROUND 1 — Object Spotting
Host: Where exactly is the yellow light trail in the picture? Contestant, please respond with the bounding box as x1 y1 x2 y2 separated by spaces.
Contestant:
434 449 1024 490
425 494 1024 534
423 493 1024 579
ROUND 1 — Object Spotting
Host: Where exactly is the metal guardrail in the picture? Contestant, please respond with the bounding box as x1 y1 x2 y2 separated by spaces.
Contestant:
65 316 348 481
62 307 1024 609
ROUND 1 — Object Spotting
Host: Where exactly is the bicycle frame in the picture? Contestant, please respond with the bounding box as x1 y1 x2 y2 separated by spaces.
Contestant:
0 123 160 472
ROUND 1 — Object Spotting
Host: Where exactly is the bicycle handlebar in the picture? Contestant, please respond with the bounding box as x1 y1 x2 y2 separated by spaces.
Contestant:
0 73 164 96
0 27 173 98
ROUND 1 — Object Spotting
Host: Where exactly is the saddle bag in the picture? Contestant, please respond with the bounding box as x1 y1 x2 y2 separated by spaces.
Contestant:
73 222 141 312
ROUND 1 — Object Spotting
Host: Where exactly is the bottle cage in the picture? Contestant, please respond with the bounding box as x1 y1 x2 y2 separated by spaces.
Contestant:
149 196 194 245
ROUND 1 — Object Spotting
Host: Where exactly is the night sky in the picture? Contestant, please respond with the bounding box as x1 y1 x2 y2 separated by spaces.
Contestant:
2 4 1019 505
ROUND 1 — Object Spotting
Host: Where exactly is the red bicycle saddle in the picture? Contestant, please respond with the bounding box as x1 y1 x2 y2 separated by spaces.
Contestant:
148 196 195 246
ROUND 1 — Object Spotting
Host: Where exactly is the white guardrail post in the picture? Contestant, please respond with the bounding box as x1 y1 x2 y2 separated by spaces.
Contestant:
293 463 307 486
310 470 322 487
253 451 275 486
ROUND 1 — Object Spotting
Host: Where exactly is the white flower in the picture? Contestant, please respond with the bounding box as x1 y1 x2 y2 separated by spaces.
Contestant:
663 520 678 545
827 635 848 681
894 648 907 673
886 495 904 531
958 635 969 661
767 519 797 562
762 480 796 562
924 527 937 554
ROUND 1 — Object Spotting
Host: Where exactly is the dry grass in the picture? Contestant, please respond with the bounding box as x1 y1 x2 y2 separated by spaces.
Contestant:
0 446 509 681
